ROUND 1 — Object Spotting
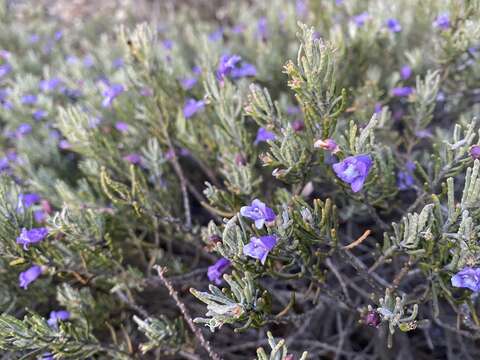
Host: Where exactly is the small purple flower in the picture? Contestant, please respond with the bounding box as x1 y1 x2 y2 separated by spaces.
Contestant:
365 311 381 328
39 78 62 92
400 65 412 80
59 139 71 150
243 235 278 264
257 17 268 41
208 28 223 42
16 123 32 137
123 153 142 165
102 84 124 108
0 63 12 78
332 154 373 192
353 13 369 27
451 267 480 292
314 138 339 153
433 13 450 30
16 227 49 250
0 50 11 59
29 34 40 44
207 258 231 285
374 103 383 114
254 128 276 145
232 24 246 34
34 209 47 223
21 94 38 105
240 199 276 229
397 161 416 191
47 310 70 328
216 54 242 81
163 39 174 50
83 55 94 68
292 120 305 132
470 145 480 160
33 109 47 121
19 265 42 289
183 99 205 118
230 63 257 79
391 86 413 97
296 0 308 17
180 77 198 90
113 57 124 69
40 353 54 360
386 18 402 33
54 31 63 41
115 121 129 133
19 193 41 208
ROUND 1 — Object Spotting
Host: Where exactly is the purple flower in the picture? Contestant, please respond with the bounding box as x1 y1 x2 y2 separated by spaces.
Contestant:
374 103 383 114
180 77 198 90
243 235 278 264
33 109 47 121
314 138 339 153
34 209 47 223
19 265 42 289
59 139 71 150
451 267 480 292
207 258 231 285
16 227 48 250
391 86 413 97
16 123 32 137
113 57 124 69
29 34 40 43
254 128 276 145
470 145 480 159
353 13 370 27
47 310 70 328
208 28 223 42
163 39 174 50
216 54 241 80
240 199 276 229
39 78 62 92
386 18 402 33
400 65 412 80
232 24 246 34
333 154 373 192
365 311 381 328
21 94 38 105
296 0 308 17
0 63 11 78
257 17 268 41
83 55 94 68
183 99 205 118
115 121 129 133
433 13 450 30
0 50 11 59
102 84 124 107
123 153 142 165
397 161 416 191
19 193 41 208
54 31 63 41
292 120 305 132
40 353 54 360
230 63 257 79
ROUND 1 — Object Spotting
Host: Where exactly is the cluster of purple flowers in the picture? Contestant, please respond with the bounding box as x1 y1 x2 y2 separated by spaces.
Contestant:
216 54 257 82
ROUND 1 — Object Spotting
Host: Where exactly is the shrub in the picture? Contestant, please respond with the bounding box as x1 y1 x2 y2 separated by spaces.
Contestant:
0 0 479 358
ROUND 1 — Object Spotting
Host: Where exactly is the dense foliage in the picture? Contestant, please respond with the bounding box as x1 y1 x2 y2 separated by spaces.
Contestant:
0 0 480 358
